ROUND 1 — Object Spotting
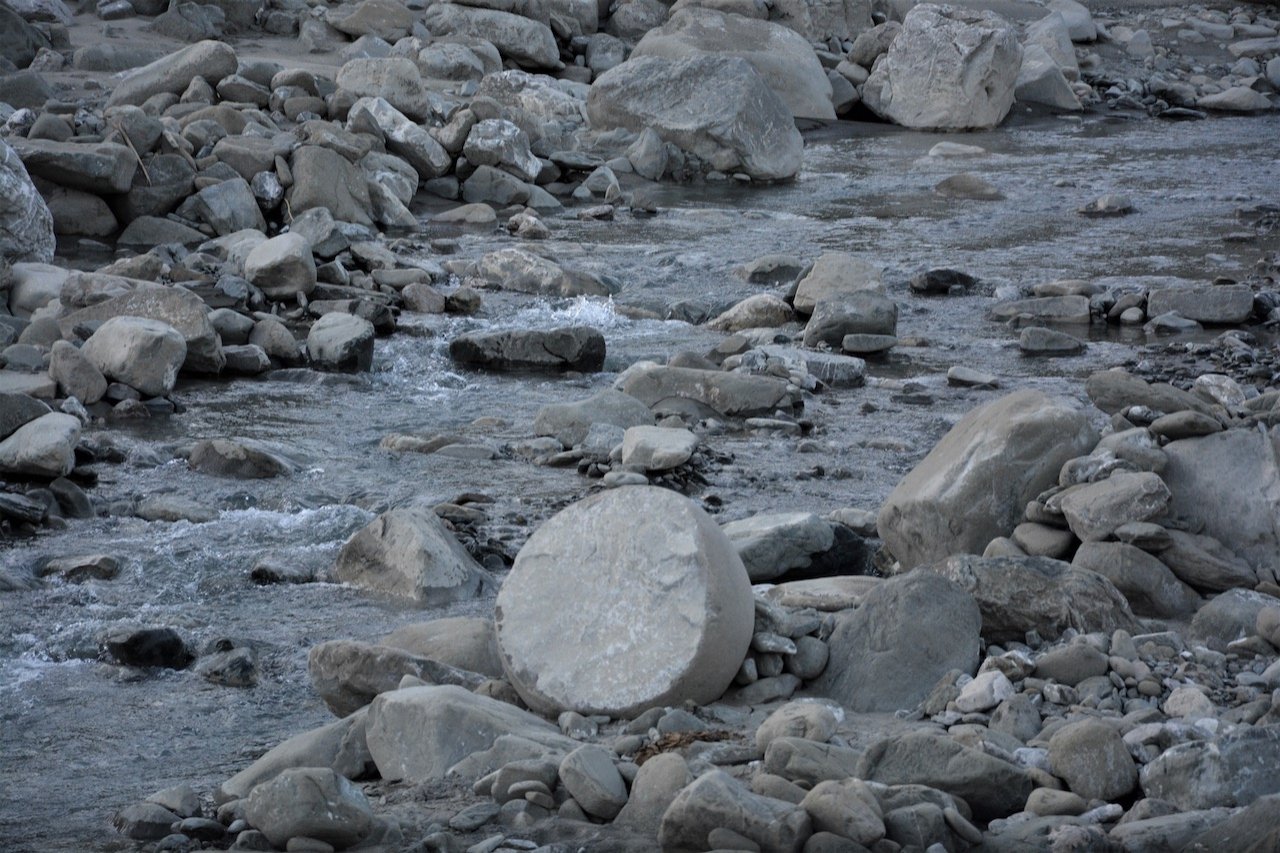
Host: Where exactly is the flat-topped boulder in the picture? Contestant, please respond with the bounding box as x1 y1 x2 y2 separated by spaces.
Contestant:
615 361 795 418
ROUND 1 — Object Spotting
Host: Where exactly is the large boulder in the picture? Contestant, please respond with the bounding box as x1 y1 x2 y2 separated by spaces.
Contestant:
448 327 606 372
0 2 52 69
462 119 541 183
243 768 373 850
80 316 186 397
632 8 835 120
9 139 137 195
588 55 803 182
348 97 451 180
336 57 434 122
334 506 494 607
659 770 813 852
792 252 882 315
1071 542 1201 619
419 4 560 70
307 313 374 372
1141 725 1280 810
614 361 794 418
59 285 225 374
243 233 316 302
721 511 835 582
217 712 373 804
0 412 79 478
287 146 374 227
863 3 1022 130
107 40 239 107
0 139 54 263
810 572 980 712
533 389 654 447
494 486 754 717
877 389 1097 570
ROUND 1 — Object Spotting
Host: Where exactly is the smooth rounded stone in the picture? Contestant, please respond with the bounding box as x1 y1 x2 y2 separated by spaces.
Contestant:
659 769 812 852
113 802 183 840
101 625 192 669
217 713 373 804
495 486 754 717
307 314 374 373
935 172 1004 200
1258 606 1280 649
785 635 829 680
947 365 999 388
1010 522 1074 559
243 233 316 302
307 639 485 717
420 4 559 70
633 7 835 120
1058 471 1170 542
1199 87 1272 113
1019 326 1085 356
840 333 897 355
1025 787 1087 817
107 40 237 107
707 293 795 332
37 553 119 582
243 768 372 851
755 702 840 753
614 753 693 836
1164 686 1216 720
620 425 697 471
0 139 55 264
80 316 185 398
1147 284 1255 325
1047 719 1136 802
533 389 653 448
382 616 503 678
450 326 605 373
801 778 884 846
955 669 1015 713
615 361 793 419
559 745 628 820
1140 725 1280 811
721 511 834 582
863 5 1020 130
1034 642 1108 686
1191 589 1279 652
587 55 803 182
364 685 573 783
222 345 271 376
1071 541 1200 619
249 317 303 365
334 506 493 607
1113 521 1171 550
878 389 1097 571
810 571 980 713
0 411 79 478
189 439 290 479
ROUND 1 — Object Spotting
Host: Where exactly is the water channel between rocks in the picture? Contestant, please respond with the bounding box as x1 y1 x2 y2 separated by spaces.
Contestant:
1 111 1277 850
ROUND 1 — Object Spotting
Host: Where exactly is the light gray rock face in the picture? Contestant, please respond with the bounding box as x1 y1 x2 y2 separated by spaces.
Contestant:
924 554 1139 643
49 340 106 404
288 145 375 227
0 139 54 263
1058 472 1171 542
9 138 136 195
802 292 897 348
0 412 79 478
364 684 573 782
878 389 1097 570
81 316 186 397
615 360 794 418
58 285 225 375
218 712 373 803
419 4 560 70
633 8 835 120
587 55 804 182
348 97 451 180
658 769 813 853
381 616 503 678
811 571 980 712
559 745 629 819
244 767 373 850
1147 285 1254 324
243 233 316 302
1141 725 1280 810
614 752 692 836
721 512 835 582
308 313 375 372
106 40 238 107
800 778 885 847
336 57 433 121
462 119 541 183
1015 44 1081 110
470 248 613 297
793 252 883 315
533 389 654 447
755 702 840 753
495 486 755 717
1048 719 1138 802
863 3 1022 130
334 506 494 606
307 639 486 717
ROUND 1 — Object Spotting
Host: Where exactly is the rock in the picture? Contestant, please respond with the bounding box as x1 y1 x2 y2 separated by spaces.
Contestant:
48 340 106 404
936 172 1004 200
793 253 883 316
621 425 697 471
244 233 316 302
659 769 813 852
755 702 840 753
802 292 898 348
307 639 486 717
956 670 1015 713
192 178 267 236
288 146 374 228
559 745 628 820
9 138 136 195
615 753 692 835
0 138 54 263
1047 719 1137 801
721 512 835 582
812 571 979 712
244 768 373 850
60 286 224 375
924 554 1138 643
334 506 493 607
707 293 795 332
615 361 794 418
1147 285 1254 325
1015 44 1081 110
1071 542 1200 618
113 802 182 841
1078 193 1133 217
449 327 605 373
878 389 1097 571
1199 87 1273 113
326 0 414 40
1058 471 1171 542
337 57 433 121
1019 326 1084 355
307 314 374 372
106 40 237 108
218 712 373 803
1181 793 1280 853
0 411 79 478
1085 368 1214 418
855 731 1033 820
533 389 654 448
382 617 502 678
462 119 541 183
587 55 803 182
470 248 613 298
801 778 885 847
189 439 290 479
419 4 560 70
1141 725 1280 810
101 625 192 669
494 486 754 717
911 268 977 295
990 294 1090 324
864 4 1021 130
632 8 834 120
1160 529 1257 593
347 97 451 181
1190 589 1280 652
81 316 186 397
364 684 572 782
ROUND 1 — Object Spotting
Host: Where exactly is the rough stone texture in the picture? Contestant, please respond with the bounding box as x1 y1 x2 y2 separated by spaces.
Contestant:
755 702 840 753
878 389 1097 571
1180 793 1280 853
615 361 793 418
811 571 980 712
218 712 373 803
449 326 605 373
59 285 225 375
800 778 885 847
1141 725 1280 810
0 412 79 478
462 118 541 183
348 97 451 180
1190 589 1280 652
81 316 186 397
494 486 754 717
792 252 883 315
334 506 493 607
307 639 486 717
381 616 503 678
863 4 1022 130
243 767 373 850
337 57 433 121
1058 471 1171 542
721 511 835 582
559 745 628 820
632 8 835 120
614 752 692 836
588 55 804 182
1071 541 1200 618
308 313 375 372
924 554 1139 643
287 145 374 227
48 340 106 404
1047 719 1138 802
802 292 897 349
243 232 316 301
1085 368 1214 417
658 769 813 853
533 389 654 447
0 138 54 263
364 684 573 782
107 40 238 107
621 425 698 471
10 138 136 195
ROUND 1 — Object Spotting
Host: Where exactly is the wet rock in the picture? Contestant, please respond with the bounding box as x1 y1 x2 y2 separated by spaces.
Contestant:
37 554 119 582
101 625 193 669
721 511 835 582
0 138 54 264
470 248 613 298
936 172 1004 200
990 294 1090 324
60 286 225 375
307 639 486 716
495 486 753 717
878 389 1097 571
449 326 606 373
243 233 316 302
588 55 803 182
1047 719 1137 801
107 40 238 107
1141 725 1280 810
659 769 813 852
244 768 373 850
533 389 654 447
812 571 980 712
189 439 291 479
1018 326 1084 355
334 506 494 607
1078 193 1133 217
1085 368 1214 418
81 317 185 397
707 293 795 332
218 712 374 803
0 412 79 478
1147 285 1254 325
307 313 375 372
792 252 882 315
864 4 1022 130
615 361 794 418
910 268 977 295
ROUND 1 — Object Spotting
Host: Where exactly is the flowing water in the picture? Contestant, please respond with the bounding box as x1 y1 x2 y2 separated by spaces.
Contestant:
2 112 1277 850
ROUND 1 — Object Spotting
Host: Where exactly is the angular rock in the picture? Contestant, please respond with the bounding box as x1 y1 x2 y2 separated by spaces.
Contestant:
218 712 374 803
48 340 106 404
1141 725 1280 810
1015 44 1081 110
107 40 238 107
59 286 224 375
802 292 897 348
308 313 374 372
244 768 373 850
0 138 54 263
419 4 560 70
243 233 316 302
721 512 835 582
621 425 697 471
307 639 486 717
381 616 503 678
462 119 541 183
287 146 374 227
0 411 79 478
658 769 813 853
348 97 451 180
1161 529 1257 593
560 745 628 820
1058 471 1171 542
188 438 290 479
1047 719 1137 801
81 316 186 397
10 138 136 195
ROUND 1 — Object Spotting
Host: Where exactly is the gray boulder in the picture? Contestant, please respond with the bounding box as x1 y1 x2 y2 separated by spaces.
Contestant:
721 512 835 582
1071 541 1200 618
802 292 897 348
419 4 560 70
107 40 238 107
588 55 803 182
658 769 813 853
336 57 434 121
533 389 654 447
1047 719 1137 801
307 639 486 717
81 316 186 397
188 438 291 479
0 411 79 478
495 486 754 717
381 616 503 678
243 233 316 302
462 119 541 183
470 248 613 298
863 3 1022 130
288 146 375 227
621 425 698 471
59 286 224 375
49 340 106 404
1058 471 1171 542
244 768 373 850
878 389 1097 570
1141 725 1280 810
448 326 605 373
615 753 693 836
810 571 980 712
0 138 54 263
633 8 835 120
0 392 50 441
218 712 373 803
307 313 375 372
615 360 794 418
1147 285 1254 325
1015 44 1081 110
10 138 136 195
792 252 882 315
334 506 494 606
348 97 451 181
